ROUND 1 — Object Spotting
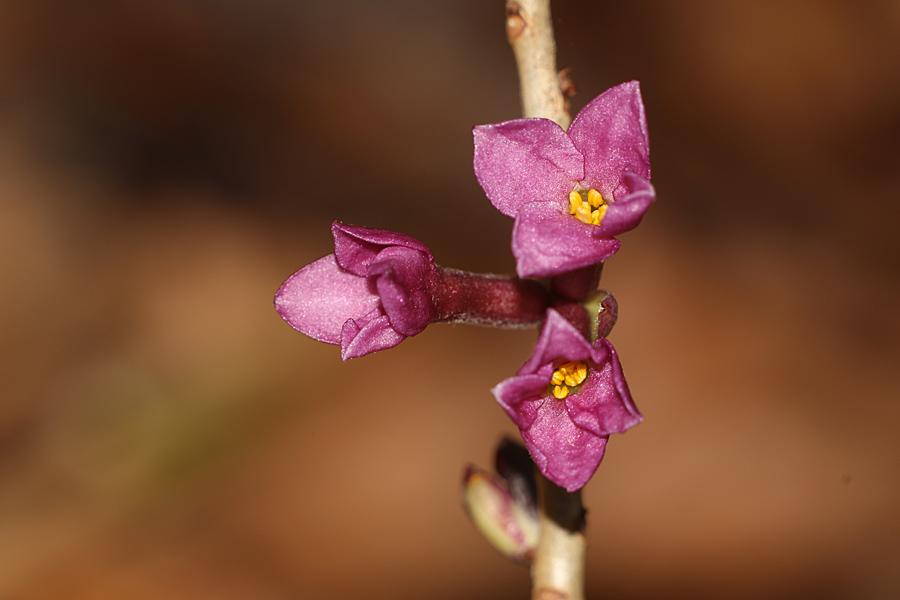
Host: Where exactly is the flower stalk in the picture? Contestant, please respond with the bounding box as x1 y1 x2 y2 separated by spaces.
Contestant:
429 267 549 328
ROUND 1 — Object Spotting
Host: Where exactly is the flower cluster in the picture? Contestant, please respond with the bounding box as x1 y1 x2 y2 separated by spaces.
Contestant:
275 81 655 491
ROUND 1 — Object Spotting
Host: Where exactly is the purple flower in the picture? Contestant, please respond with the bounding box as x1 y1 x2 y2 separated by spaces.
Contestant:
491 309 642 492
275 222 436 360
473 81 655 278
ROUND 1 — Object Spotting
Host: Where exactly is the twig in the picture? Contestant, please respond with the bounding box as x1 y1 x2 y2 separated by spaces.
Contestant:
504 1 586 598
531 475 587 600
505 0 571 128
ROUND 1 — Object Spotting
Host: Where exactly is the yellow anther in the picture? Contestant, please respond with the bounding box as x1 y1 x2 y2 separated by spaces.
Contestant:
567 188 608 226
549 361 589 399
574 362 587 382
573 202 592 223
568 191 582 212
587 189 604 208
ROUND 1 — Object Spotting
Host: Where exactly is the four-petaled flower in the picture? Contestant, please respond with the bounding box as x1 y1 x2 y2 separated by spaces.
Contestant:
275 222 436 360
473 81 655 278
491 309 642 492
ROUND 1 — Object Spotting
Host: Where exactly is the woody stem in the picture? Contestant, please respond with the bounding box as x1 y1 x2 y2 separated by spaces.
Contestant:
532 474 587 600
505 0 571 127
504 0 587 598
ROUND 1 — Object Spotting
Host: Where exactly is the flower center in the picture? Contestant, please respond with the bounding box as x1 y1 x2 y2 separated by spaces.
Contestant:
568 189 607 226
549 360 589 399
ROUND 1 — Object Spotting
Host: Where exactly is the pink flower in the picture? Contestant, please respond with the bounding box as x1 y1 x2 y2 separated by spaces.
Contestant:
492 309 642 491
275 223 553 360
275 222 436 360
473 81 655 278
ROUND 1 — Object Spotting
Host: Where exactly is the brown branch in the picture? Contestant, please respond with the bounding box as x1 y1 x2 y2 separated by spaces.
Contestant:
505 0 571 128
504 2 586 598
530 475 586 600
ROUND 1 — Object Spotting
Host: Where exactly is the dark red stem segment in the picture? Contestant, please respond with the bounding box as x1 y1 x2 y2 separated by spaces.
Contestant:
428 266 551 328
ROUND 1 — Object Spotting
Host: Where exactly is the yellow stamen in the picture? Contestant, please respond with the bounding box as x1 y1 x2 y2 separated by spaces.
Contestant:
587 189 604 208
574 362 588 382
567 188 608 227
548 360 590 400
573 202 592 223
568 191 582 212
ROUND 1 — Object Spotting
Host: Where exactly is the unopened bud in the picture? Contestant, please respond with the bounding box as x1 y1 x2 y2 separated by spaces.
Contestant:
462 465 539 565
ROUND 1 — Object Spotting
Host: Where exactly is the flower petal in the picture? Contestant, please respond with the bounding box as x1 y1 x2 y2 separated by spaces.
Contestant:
473 119 584 218
593 171 656 237
332 222 432 276
274 254 379 344
369 246 435 336
520 397 609 492
512 202 621 279
340 311 405 360
566 339 643 437
492 369 552 431
520 309 594 375
567 81 650 199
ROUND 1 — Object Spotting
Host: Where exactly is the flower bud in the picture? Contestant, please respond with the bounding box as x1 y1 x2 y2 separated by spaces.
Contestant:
461 465 539 565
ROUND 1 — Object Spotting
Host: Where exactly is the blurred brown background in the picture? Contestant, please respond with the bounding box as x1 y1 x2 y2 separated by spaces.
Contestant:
1 0 899 598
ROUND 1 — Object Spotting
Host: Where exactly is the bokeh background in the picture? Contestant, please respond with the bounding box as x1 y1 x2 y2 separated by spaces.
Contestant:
1 0 899 598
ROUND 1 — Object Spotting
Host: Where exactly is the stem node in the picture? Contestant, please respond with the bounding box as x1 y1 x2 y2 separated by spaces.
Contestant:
505 1 528 41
